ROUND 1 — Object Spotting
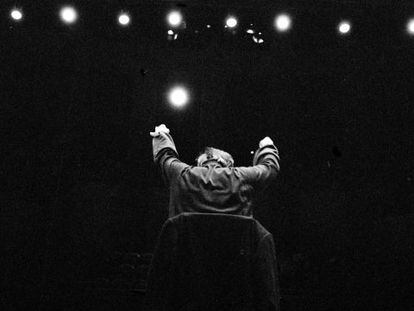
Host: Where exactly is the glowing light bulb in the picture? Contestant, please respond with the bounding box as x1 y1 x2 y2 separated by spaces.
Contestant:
338 21 351 34
274 14 292 32
226 16 238 28
60 6 77 24
167 11 182 27
118 13 130 26
11 9 23 21
407 18 414 35
168 86 189 108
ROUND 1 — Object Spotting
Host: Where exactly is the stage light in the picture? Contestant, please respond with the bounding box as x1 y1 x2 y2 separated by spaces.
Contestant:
407 18 414 35
338 21 351 35
60 6 77 24
274 14 292 32
167 11 183 27
118 13 130 26
10 9 23 21
225 16 238 28
168 86 189 108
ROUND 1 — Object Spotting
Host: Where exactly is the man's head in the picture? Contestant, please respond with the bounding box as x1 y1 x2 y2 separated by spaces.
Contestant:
195 147 234 168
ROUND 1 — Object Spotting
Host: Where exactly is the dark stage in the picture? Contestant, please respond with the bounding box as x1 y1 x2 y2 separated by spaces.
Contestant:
1 0 413 310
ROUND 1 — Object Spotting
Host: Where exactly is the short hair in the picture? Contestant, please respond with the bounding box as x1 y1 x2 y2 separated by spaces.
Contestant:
195 147 234 168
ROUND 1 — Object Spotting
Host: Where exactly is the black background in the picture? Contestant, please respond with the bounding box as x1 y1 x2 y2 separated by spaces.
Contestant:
1 0 413 310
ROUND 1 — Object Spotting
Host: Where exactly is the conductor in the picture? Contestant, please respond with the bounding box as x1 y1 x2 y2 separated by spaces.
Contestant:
150 124 280 217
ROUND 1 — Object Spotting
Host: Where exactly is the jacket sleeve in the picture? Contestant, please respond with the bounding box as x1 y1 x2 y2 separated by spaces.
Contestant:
235 144 280 190
152 132 189 184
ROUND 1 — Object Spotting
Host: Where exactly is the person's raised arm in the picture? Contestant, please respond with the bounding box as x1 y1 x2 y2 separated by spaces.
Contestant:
235 136 280 189
150 124 189 184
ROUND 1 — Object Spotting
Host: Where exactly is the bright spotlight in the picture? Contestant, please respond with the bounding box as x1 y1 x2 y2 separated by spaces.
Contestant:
167 11 183 27
407 18 414 35
274 14 292 32
338 21 351 35
168 86 189 108
118 13 130 26
10 9 23 21
60 6 77 24
225 16 238 28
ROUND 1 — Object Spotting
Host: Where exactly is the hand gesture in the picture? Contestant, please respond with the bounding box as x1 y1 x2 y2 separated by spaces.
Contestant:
259 136 274 148
150 124 170 137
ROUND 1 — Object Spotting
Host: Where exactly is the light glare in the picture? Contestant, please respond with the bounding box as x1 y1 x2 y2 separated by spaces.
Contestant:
118 13 130 26
226 17 238 28
60 6 77 24
338 21 351 34
407 19 414 35
11 9 23 21
275 14 292 32
168 86 189 108
167 11 182 27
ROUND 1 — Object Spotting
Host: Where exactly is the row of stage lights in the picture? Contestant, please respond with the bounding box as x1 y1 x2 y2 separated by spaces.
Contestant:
8 6 414 111
8 6 414 37
10 7 189 109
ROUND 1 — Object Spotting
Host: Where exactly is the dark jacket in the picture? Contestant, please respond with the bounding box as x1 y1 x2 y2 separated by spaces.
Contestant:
145 213 280 311
153 133 280 217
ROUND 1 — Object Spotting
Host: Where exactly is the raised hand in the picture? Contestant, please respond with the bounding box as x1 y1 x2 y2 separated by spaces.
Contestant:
150 124 170 137
259 136 274 148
